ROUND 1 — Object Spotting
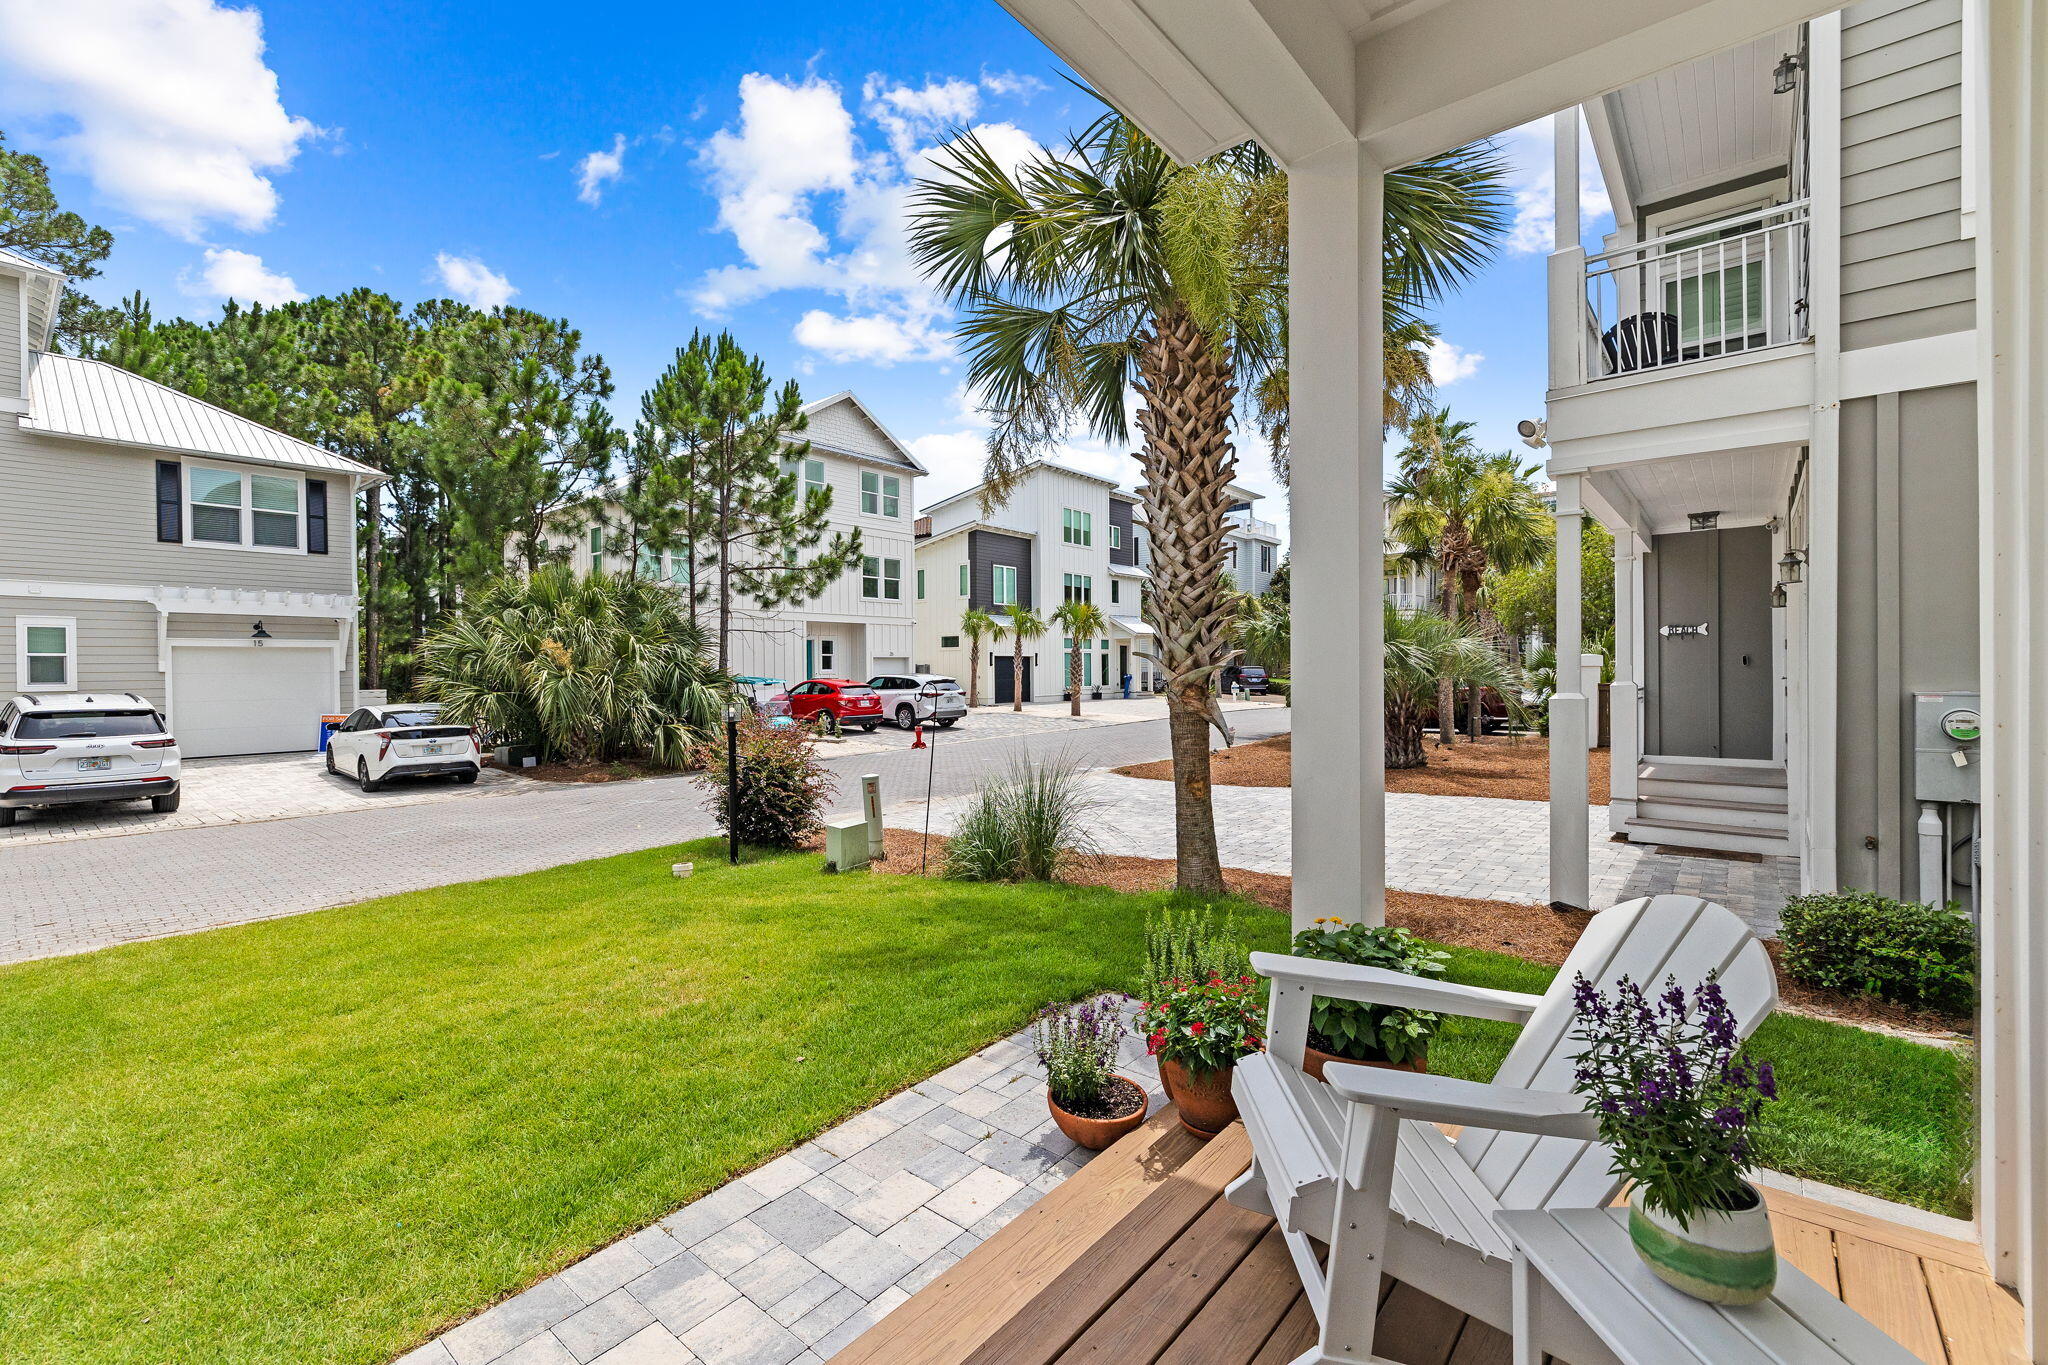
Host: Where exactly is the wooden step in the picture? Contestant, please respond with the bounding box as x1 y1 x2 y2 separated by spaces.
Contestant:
1634 795 1789 832
1621 816 1793 856
1639 760 1787 790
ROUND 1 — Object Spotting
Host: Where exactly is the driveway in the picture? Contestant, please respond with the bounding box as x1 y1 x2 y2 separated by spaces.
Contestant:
0 749 523 848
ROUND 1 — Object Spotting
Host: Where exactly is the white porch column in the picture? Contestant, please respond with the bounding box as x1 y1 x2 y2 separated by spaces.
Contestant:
1548 107 1587 390
1609 532 1639 826
1977 0 2048 1344
1549 475 1590 911
1288 139 1386 930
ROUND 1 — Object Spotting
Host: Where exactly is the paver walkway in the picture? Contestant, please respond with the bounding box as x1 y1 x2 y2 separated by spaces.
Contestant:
399 1005 1162 1365
905 771 1802 932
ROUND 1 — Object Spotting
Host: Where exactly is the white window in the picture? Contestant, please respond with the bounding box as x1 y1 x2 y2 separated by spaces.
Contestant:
1062 508 1092 545
590 526 604 574
917 569 926 600
637 545 663 579
1110 579 1121 604
187 465 303 552
991 564 1018 606
862 556 902 600
804 459 827 496
1260 544 1273 572
17 617 75 691
1109 524 1122 550
959 562 969 596
861 470 901 518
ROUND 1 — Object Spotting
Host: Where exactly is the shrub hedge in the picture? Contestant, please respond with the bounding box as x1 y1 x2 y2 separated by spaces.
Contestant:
1779 889 1977 1013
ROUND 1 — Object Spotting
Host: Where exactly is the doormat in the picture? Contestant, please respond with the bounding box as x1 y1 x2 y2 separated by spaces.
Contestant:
1649 844 1765 863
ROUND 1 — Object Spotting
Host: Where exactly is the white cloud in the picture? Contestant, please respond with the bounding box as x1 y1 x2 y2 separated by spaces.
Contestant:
181 247 305 305
1499 114 1613 256
978 69 1047 100
0 0 319 238
576 133 627 205
691 71 1045 369
434 252 518 309
1427 338 1483 386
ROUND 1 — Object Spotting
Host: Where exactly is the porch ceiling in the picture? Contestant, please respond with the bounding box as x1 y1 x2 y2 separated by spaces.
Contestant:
1589 444 1798 536
1597 27 1799 215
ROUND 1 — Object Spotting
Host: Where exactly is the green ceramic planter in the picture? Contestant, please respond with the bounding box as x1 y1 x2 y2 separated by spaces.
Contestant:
1627 1183 1778 1306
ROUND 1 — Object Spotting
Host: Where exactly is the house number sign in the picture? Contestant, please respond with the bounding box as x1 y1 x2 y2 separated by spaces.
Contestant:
1659 623 1711 637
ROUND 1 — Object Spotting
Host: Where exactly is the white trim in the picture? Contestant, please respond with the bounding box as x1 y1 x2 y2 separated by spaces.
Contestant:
1959 0 1988 238
185 461 309 556
0 581 355 617
798 391 929 475
15 615 77 691
1838 330 1979 399
1801 10 1843 896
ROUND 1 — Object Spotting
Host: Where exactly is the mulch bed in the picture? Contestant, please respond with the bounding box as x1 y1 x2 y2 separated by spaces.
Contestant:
511 759 690 784
836 825 1970 1041
1113 733 1613 805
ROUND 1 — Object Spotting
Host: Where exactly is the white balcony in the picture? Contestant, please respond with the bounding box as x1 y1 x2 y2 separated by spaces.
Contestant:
1563 201 1810 389
1228 513 1280 539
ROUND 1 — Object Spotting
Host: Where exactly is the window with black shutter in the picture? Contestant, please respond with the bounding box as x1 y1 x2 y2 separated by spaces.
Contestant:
155 460 182 542
306 479 329 554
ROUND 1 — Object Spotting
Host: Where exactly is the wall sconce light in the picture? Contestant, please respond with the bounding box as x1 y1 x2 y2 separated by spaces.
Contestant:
1774 52 1804 95
251 620 272 644
1778 550 1805 584
1770 583 1789 609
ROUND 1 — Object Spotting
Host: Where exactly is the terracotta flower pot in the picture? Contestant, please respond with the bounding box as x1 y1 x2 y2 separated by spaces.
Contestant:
1047 1075 1149 1150
1159 1056 1240 1138
1301 1043 1428 1083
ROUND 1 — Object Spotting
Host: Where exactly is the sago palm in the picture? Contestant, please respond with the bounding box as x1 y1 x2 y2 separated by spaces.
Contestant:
960 607 998 708
1001 604 1047 713
1382 605 1520 770
1053 599 1111 716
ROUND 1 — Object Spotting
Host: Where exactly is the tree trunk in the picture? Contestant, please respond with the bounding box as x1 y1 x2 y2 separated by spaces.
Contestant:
968 644 980 708
1069 646 1082 717
1437 574 1464 748
363 483 382 691
1132 301 1238 895
1385 704 1427 769
1013 636 1024 711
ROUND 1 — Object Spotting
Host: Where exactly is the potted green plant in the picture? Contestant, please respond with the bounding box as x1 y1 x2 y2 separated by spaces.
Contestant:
1135 909 1266 1138
1291 918 1449 1080
1569 974 1781 1305
1032 997 1148 1150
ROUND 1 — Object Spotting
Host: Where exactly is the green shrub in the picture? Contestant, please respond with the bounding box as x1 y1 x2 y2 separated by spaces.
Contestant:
694 710 834 850
942 756 1098 882
1290 918 1449 1065
1141 905 1251 995
1779 889 1977 1013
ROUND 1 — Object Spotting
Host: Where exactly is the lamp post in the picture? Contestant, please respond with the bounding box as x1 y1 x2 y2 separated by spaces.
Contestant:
725 698 741 865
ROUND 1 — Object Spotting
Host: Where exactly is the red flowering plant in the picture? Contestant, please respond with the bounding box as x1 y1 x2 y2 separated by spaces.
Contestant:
1134 907 1267 1078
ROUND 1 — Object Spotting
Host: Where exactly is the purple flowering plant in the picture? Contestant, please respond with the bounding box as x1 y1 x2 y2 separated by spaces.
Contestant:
1033 996 1128 1112
1567 973 1778 1228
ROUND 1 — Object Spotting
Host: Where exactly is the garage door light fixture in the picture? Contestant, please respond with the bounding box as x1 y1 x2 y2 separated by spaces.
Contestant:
251 620 272 644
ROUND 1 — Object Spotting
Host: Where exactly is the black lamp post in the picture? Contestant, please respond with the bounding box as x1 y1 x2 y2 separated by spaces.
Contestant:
725 698 741 865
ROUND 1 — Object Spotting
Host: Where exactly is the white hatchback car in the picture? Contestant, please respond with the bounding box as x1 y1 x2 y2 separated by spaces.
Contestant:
866 673 970 731
324 703 481 792
0 692 181 827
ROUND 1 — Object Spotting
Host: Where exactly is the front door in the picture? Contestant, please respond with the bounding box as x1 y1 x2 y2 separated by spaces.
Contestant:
1645 526 1773 759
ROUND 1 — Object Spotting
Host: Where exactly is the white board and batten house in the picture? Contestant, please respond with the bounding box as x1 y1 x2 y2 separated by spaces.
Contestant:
561 391 925 685
0 247 381 758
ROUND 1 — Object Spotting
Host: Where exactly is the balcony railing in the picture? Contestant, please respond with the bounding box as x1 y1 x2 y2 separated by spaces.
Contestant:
1578 200 1809 383
1229 514 1280 539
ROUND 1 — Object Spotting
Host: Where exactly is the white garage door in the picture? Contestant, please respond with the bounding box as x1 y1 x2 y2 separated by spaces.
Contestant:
171 645 338 757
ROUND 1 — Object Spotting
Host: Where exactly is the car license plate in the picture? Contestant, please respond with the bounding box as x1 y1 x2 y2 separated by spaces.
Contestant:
422 744 444 755
78 756 111 771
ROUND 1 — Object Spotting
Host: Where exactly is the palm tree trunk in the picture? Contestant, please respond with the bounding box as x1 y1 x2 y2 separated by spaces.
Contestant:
1437 575 1461 750
968 642 980 708
1133 301 1237 896
1386 701 1426 769
1012 635 1024 712
1069 646 1081 717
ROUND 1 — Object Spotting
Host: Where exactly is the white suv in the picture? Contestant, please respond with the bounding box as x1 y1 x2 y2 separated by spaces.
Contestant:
866 674 969 731
0 692 182 827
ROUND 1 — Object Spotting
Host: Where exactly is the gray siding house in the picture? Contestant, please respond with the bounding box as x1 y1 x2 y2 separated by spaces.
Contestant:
0 248 381 757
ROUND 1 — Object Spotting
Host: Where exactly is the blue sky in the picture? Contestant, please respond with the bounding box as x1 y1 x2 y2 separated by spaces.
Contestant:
0 0 1610 540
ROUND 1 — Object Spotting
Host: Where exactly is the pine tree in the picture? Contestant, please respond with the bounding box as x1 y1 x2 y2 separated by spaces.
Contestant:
0 131 117 351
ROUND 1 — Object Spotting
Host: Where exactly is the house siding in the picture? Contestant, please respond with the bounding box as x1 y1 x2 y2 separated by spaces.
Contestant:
0 273 21 400
1833 382 1977 899
0 597 162 702
968 530 1033 612
1108 499 1138 566
0 426 359 595
1838 0 1974 350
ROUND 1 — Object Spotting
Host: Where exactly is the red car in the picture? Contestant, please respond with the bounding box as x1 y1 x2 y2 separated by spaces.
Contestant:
775 679 885 733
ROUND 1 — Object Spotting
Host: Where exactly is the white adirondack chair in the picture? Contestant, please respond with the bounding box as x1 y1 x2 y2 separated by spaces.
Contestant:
1226 894 1778 1365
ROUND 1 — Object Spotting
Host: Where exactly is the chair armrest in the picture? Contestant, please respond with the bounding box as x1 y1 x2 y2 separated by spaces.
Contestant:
1249 951 1545 1024
1321 1063 1603 1140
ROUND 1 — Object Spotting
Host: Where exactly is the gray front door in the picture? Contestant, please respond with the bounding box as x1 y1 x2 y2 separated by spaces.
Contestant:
1645 526 1773 759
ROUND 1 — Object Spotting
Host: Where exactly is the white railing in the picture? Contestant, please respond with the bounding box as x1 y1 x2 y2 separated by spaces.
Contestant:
1580 200 1809 383
1230 514 1280 539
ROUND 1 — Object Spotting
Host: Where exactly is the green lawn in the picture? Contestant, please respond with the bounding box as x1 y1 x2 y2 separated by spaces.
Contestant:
0 842 1973 1364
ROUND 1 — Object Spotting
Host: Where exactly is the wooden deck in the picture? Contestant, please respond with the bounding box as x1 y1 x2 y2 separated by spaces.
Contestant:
835 1110 2022 1365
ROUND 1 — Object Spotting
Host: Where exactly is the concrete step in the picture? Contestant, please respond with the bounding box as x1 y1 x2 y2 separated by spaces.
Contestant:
1639 778 1791 807
1638 760 1786 790
1634 796 1789 831
1622 816 1794 856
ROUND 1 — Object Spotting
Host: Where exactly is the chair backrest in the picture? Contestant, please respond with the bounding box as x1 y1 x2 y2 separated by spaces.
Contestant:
1457 894 1778 1211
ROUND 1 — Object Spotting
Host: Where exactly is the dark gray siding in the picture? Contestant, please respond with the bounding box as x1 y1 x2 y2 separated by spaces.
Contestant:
1108 500 1138 567
1834 382 1977 898
1839 0 1974 349
967 530 1032 611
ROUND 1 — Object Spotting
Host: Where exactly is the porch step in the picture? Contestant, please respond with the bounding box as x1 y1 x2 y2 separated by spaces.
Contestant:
1621 816 1793 856
1637 760 1789 810
1634 795 1788 832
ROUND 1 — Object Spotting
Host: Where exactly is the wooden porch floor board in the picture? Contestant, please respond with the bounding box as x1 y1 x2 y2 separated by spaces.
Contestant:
838 1112 2020 1365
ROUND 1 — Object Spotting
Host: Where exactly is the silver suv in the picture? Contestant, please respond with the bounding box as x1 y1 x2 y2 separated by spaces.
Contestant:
0 692 182 827
866 674 969 731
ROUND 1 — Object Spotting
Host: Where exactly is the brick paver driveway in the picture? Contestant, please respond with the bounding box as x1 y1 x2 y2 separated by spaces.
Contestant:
3 707 1294 965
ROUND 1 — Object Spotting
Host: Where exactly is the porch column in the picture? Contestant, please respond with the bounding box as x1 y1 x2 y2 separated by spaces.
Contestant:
1288 137 1386 930
1609 532 1639 826
1549 475 1590 911
1977 0 2048 1342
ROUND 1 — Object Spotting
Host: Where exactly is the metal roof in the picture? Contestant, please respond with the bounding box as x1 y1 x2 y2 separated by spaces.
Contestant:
0 244 63 277
22 351 383 481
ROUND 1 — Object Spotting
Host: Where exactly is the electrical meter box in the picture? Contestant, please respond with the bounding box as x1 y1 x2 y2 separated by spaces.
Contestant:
1913 691 1982 803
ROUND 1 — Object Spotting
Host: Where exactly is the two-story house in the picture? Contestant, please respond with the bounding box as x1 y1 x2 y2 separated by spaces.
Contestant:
0 248 380 757
913 462 1160 703
1220 484 1284 597
1540 0 1983 915
563 390 923 683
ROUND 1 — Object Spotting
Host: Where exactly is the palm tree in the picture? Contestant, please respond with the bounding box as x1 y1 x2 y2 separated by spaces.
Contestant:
1002 604 1047 713
1382 605 1521 770
1053 599 1111 717
1233 591 1290 675
960 607 998 708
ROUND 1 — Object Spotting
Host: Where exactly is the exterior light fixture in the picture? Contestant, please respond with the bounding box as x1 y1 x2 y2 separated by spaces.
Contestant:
251 620 272 643
1687 510 1721 531
1771 583 1789 609
1774 52 1804 95
724 696 742 865
1778 550 1805 583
